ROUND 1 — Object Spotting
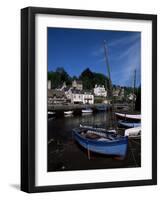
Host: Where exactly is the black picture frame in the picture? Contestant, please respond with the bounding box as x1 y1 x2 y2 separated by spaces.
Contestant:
21 6 157 193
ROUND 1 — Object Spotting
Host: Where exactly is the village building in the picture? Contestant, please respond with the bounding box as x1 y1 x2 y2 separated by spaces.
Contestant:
94 85 107 97
64 87 73 101
127 93 136 101
112 86 125 101
112 87 120 97
60 82 67 91
48 89 67 105
83 92 94 104
72 80 83 91
119 87 125 97
70 89 94 104
48 80 51 90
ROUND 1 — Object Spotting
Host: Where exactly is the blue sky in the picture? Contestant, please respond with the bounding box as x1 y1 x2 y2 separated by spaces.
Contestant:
48 27 141 87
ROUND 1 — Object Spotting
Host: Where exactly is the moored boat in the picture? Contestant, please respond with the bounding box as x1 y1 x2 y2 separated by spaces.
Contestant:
48 111 56 120
118 120 141 128
82 108 93 113
48 111 56 115
96 105 108 111
124 126 141 138
73 128 128 158
115 112 141 122
64 111 73 115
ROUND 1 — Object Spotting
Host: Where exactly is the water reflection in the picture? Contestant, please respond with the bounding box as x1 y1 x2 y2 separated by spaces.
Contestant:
48 112 111 141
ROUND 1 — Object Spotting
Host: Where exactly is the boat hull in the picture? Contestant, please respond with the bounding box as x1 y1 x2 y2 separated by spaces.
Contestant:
82 109 93 113
64 111 73 115
73 129 128 157
118 120 141 128
115 112 141 122
124 127 141 137
48 111 56 119
96 105 108 111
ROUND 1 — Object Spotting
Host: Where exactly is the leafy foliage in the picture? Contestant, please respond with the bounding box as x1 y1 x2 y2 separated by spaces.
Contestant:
48 67 72 88
48 67 110 90
79 68 110 90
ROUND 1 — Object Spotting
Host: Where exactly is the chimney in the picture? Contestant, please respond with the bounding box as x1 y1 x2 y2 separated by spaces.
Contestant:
48 80 51 89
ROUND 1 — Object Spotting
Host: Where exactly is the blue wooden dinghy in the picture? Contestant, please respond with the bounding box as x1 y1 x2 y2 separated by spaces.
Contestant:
118 120 141 128
72 128 128 158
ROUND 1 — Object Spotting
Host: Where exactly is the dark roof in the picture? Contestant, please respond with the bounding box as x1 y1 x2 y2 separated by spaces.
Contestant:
71 89 83 94
62 86 70 92
71 89 93 95
48 89 65 98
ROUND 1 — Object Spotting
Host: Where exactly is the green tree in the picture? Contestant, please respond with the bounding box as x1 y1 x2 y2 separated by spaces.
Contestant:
48 67 72 88
79 68 110 90
79 68 94 90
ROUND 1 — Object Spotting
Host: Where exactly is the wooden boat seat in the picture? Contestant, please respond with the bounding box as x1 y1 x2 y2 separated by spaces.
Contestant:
86 132 101 139
97 138 111 141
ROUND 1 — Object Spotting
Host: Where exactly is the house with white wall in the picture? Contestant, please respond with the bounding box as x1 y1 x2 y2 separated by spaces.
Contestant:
69 89 94 104
72 80 83 91
94 85 107 97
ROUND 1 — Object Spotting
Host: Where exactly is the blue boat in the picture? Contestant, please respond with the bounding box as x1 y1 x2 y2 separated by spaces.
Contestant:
72 128 128 158
118 120 141 128
96 105 108 111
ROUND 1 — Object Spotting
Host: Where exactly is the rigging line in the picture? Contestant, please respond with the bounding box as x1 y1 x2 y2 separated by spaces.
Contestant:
130 138 141 145
129 140 138 167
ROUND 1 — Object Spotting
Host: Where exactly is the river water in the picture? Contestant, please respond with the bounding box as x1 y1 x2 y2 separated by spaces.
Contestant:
48 112 141 172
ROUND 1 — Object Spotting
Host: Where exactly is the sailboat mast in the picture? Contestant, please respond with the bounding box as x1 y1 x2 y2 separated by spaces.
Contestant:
103 40 114 128
132 69 136 111
103 40 112 96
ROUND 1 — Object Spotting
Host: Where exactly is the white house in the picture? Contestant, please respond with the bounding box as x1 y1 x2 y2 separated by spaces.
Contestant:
94 85 107 97
72 80 83 91
70 90 94 104
127 93 136 101
83 93 94 104
48 80 51 90
64 87 72 100
71 93 83 104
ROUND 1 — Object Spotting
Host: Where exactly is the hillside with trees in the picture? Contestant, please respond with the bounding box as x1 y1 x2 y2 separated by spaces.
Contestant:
48 67 110 90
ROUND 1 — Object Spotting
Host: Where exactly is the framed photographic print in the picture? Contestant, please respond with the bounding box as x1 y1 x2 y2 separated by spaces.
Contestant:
21 7 157 193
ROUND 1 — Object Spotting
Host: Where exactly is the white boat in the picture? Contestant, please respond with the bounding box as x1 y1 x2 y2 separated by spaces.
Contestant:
64 111 73 115
124 126 141 138
115 112 141 120
48 111 56 115
48 111 56 120
82 108 93 113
